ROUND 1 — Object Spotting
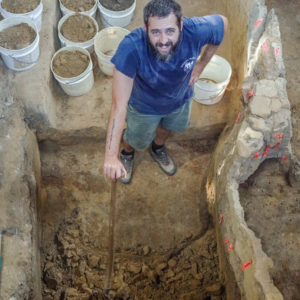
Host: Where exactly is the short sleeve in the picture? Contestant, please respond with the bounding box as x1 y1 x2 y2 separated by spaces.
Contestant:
110 35 139 78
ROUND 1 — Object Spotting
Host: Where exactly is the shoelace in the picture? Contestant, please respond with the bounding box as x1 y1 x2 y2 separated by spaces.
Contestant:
157 149 170 165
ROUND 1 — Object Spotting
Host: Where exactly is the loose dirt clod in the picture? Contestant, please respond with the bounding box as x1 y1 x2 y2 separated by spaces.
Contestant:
1 0 40 14
52 50 90 78
0 23 36 50
99 0 134 11
61 0 95 12
61 14 97 43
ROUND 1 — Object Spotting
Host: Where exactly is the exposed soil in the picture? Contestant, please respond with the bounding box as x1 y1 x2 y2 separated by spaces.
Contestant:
0 23 36 49
41 210 223 300
61 0 95 12
239 159 300 299
61 14 97 43
1 0 40 14
52 50 90 78
99 0 134 11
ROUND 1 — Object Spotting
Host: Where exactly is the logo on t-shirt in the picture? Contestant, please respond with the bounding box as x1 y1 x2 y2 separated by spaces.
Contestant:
181 57 196 73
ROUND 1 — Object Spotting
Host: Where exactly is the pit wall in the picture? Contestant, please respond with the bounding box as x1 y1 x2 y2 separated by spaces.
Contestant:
207 0 291 299
0 65 42 299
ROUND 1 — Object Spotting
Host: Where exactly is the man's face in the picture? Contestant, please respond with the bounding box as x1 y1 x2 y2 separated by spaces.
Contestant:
146 13 182 62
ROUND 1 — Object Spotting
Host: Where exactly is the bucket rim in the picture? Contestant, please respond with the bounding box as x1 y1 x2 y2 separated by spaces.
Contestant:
59 0 97 15
50 46 93 83
0 16 39 54
0 0 42 16
97 0 136 14
58 12 99 46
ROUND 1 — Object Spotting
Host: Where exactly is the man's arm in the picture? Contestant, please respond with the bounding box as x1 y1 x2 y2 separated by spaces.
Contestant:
189 15 229 86
104 67 134 180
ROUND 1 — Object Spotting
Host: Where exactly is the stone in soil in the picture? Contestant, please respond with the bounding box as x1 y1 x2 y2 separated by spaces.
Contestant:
0 23 36 50
61 14 97 43
52 50 90 78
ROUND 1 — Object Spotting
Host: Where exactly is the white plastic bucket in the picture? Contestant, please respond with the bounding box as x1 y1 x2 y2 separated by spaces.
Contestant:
58 12 98 53
0 0 43 32
59 0 97 19
194 55 232 105
51 46 94 97
94 26 129 76
97 0 136 27
0 16 40 71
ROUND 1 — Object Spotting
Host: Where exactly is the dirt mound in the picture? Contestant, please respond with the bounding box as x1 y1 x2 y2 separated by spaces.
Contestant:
1 0 40 13
52 50 90 78
61 0 95 12
0 23 36 49
61 14 97 43
41 209 224 300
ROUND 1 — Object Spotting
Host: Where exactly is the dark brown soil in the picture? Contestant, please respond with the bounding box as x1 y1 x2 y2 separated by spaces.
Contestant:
61 14 97 43
61 0 95 13
1 0 40 14
41 209 224 300
0 23 36 49
52 50 90 78
99 0 134 11
239 158 300 299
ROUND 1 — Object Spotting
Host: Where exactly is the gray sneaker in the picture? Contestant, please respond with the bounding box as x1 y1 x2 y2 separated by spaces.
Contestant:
150 146 177 176
120 152 134 184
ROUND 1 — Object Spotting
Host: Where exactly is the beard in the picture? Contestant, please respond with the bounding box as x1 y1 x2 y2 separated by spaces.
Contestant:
148 30 181 62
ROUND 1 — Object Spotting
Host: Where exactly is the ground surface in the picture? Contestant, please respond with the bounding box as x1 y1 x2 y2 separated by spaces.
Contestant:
239 0 300 299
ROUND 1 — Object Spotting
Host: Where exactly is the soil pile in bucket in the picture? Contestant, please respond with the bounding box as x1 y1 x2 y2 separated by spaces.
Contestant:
61 14 97 43
1 0 40 14
61 0 95 12
99 0 134 11
52 50 90 78
0 23 36 49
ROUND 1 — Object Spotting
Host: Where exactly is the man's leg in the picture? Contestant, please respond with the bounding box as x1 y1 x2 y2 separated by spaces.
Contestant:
154 125 172 145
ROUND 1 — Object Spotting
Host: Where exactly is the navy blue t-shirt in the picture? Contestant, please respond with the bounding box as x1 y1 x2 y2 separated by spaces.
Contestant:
111 15 224 115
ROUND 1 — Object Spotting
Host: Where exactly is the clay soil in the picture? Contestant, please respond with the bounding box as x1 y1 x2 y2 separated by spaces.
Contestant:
61 14 97 43
99 0 134 11
1 0 40 14
52 50 90 78
61 0 95 12
0 23 36 49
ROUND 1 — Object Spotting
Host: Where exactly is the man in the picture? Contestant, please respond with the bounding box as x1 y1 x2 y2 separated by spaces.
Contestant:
104 0 228 183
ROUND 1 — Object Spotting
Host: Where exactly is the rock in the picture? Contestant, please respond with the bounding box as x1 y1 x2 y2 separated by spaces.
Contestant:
44 266 63 290
167 258 177 268
128 263 141 274
142 246 151 256
85 271 102 288
155 262 167 274
88 255 99 268
288 158 300 187
191 262 198 275
206 284 223 295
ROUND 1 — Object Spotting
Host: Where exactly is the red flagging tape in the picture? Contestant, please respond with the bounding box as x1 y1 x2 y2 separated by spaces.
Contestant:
254 19 263 28
263 144 271 157
274 48 279 57
235 112 241 123
224 239 229 244
241 259 253 271
254 152 260 159
219 213 224 224
228 243 233 251
247 90 254 100
262 41 269 52
275 133 283 141
282 155 287 162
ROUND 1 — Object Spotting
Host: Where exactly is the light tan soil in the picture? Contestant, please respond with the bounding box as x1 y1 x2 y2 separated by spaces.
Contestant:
99 0 134 11
0 23 36 49
1 0 40 14
52 50 90 78
61 0 95 12
61 14 97 43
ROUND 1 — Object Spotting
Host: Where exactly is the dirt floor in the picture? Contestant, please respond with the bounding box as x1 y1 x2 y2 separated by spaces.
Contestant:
238 0 300 299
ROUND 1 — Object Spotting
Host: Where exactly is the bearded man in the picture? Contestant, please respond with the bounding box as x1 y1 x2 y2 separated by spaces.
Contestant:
104 0 228 183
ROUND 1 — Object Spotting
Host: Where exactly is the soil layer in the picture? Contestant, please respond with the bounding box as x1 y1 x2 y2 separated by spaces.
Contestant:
61 0 95 13
99 0 134 11
52 50 90 78
61 14 97 43
1 0 39 14
0 23 36 49
239 159 300 299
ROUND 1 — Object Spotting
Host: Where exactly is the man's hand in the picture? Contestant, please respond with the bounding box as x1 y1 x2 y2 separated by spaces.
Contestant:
104 155 127 181
189 63 204 86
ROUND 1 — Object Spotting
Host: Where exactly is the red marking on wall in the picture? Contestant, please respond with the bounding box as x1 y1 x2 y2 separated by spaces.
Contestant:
228 243 233 251
219 213 224 224
263 144 271 157
262 42 269 52
247 90 254 100
254 19 263 28
282 155 287 162
235 112 241 123
224 239 229 244
274 48 279 57
241 259 253 271
254 152 260 159
273 142 281 149
275 133 283 141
